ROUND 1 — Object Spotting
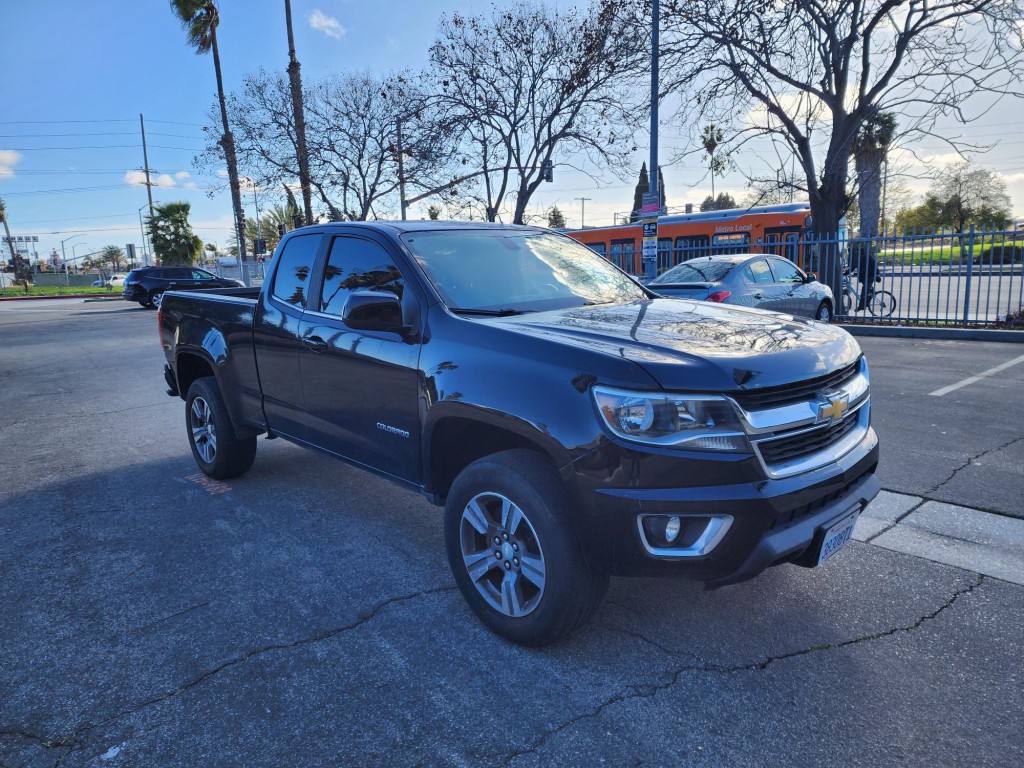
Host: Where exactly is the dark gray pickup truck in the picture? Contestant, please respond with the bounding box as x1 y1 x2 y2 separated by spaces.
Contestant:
158 221 879 645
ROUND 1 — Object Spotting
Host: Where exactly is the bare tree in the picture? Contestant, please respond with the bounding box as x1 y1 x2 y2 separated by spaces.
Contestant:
662 0 1024 294
428 1 647 223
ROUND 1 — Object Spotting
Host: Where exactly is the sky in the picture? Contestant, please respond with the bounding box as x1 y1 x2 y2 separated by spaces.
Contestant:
3 1 1024 266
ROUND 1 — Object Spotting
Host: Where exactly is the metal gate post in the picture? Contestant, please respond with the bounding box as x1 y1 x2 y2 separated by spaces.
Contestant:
962 225 976 327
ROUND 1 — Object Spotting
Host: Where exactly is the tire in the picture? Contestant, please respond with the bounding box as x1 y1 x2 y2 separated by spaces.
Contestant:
840 289 853 315
444 449 608 646
185 377 257 480
138 301 149 308
814 300 833 323
149 291 165 310
869 290 896 318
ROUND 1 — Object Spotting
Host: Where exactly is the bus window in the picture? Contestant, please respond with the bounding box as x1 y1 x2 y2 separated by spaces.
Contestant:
674 235 710 262
657 237 673 272
711 232 750 255
611 238 637 274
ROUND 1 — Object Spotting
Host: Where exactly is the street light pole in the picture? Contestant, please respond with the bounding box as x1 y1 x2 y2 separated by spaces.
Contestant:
60 233 84 292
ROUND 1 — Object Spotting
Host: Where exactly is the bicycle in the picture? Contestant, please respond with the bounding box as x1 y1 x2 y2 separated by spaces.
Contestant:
841 268 896 317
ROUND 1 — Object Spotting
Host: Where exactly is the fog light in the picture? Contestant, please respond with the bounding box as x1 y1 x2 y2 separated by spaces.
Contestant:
664 516 681 543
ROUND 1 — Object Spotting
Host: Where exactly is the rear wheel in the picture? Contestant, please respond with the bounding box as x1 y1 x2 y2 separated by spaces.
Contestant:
149 291 165 309
185 377 257 479
444 450 608 646
869 290 896 317
841 289 854 315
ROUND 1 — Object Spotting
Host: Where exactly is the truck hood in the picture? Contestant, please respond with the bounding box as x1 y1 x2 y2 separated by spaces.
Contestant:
499 298 861 392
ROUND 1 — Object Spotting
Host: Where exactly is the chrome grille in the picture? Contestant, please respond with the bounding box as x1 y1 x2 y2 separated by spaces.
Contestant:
730 360 860 411
757 410 861 466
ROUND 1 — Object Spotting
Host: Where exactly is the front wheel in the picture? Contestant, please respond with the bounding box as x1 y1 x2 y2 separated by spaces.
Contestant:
840 289 853 315
814 300 833 323
444 450 608 646
185 377 257 479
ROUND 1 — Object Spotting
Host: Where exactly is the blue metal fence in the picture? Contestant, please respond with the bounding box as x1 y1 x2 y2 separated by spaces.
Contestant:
613 226 1023 327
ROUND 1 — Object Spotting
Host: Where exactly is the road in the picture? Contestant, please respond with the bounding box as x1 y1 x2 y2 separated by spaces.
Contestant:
1 299 1021 768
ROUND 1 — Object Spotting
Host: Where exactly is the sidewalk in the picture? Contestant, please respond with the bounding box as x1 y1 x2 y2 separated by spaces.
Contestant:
854 490 1024 585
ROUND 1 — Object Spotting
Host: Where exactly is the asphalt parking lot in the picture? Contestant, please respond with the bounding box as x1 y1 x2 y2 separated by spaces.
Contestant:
1 299 1022 768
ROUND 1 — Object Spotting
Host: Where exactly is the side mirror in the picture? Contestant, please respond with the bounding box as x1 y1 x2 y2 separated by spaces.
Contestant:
343 290 409 334
804 272 817 283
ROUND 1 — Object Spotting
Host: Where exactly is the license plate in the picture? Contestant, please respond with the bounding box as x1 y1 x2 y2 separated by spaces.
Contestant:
817 508 860 566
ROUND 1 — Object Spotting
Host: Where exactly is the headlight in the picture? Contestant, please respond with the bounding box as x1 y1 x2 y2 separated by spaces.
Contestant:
592 386 748 451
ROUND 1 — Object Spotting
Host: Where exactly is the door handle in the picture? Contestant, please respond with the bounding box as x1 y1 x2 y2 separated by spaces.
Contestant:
302 336 328 352
753 292 763 299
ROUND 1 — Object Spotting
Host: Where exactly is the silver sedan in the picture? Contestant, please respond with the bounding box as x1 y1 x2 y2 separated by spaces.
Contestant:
648 253 835 322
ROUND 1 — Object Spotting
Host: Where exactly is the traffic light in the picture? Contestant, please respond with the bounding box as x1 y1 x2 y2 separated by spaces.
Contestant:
277 223 286 237
255 238 267 255
541 159 553 183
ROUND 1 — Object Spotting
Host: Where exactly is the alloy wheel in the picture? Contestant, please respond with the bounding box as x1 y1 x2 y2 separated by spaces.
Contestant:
459 492 546 618
190 396 217 464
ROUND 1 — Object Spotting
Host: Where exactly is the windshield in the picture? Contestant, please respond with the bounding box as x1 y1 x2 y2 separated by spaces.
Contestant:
401 229 647 313
651 259 735 284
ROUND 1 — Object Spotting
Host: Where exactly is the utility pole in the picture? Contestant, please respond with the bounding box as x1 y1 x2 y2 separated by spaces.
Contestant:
641 0 661 279
139 114 155 223
575 197 592 229
397 118 408 220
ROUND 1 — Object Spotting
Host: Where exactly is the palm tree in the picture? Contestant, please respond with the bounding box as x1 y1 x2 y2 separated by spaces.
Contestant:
284 0 313 224
701 124 726 200
170 1 248 278
101 245 127 271
853 108 896 237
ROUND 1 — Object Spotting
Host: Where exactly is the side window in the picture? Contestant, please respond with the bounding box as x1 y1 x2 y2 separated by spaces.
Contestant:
742 259 774 285
770 258 804 284
272 234 319 309
192 270 214 280
319 237 404 317
168 268 191 280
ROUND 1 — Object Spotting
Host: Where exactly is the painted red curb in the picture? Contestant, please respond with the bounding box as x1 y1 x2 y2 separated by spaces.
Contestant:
0 293 121 302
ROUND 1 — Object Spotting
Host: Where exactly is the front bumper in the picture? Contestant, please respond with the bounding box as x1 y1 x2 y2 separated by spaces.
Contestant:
563 426 880 583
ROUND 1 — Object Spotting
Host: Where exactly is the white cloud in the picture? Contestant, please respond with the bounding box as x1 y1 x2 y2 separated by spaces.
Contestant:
184 182 198 190
124 170 148 187
310 9 346 39
0 149 22 178
215 169 228 178
124 170 177 188
175 171 191 180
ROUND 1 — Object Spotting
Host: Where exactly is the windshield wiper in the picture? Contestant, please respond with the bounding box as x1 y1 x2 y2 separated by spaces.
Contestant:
449 307 530 316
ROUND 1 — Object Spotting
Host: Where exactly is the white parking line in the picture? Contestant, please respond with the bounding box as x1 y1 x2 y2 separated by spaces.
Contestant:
928 353 1024 396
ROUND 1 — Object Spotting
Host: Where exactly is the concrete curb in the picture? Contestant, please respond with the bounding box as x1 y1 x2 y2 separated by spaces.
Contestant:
840 324 1024 342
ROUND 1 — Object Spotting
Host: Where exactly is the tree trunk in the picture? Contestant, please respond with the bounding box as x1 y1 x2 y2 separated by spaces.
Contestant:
285 0 314 225
809 174 849 305
210 26 249 282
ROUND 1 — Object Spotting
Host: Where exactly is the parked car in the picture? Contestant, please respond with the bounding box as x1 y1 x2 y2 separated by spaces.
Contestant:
649 253 835 322
122 266 243 308
91 273 127 288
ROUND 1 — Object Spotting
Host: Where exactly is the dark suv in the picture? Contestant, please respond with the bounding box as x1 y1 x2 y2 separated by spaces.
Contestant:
122 266 243 309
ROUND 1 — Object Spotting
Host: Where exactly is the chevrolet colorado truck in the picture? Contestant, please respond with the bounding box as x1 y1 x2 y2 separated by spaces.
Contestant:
158 222 879 645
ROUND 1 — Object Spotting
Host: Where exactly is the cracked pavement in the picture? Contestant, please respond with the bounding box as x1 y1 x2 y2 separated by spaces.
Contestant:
1 301 1022 767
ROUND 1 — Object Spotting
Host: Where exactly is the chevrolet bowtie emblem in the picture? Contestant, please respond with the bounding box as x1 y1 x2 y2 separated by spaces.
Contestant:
817 393 849 424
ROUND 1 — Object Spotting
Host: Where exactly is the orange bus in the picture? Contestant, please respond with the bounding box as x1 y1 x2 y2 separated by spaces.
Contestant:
564 203 831 276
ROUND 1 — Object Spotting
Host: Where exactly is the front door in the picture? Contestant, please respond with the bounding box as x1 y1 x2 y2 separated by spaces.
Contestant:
298 234 421 483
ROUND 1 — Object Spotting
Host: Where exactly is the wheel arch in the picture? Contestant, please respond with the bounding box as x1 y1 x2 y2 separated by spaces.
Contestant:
423 411 568 505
